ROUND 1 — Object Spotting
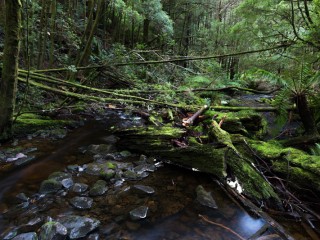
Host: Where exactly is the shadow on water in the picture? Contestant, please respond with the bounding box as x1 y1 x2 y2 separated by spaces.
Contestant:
0 121 109 228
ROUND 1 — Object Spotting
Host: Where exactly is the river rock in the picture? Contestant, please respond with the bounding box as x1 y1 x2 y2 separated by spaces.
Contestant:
1 227 19 240
134 164 156 174
196 185 218 209
87 144 116 155
70 197 93 210
87 233 100 240
58 215 100 239
133 185 155 195
102 135 119 144
14 156 36 166
39 221 67 240
61 178 74 189
129 206 149 220
12 232 38 240
16 193 29 202
123 170 141 180
39 179 62 194
85 162 116 177
89 180 108 196
49 172 72 182
72 183 88 193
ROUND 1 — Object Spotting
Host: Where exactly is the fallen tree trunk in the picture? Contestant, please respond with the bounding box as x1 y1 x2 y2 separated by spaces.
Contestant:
115 125 279 202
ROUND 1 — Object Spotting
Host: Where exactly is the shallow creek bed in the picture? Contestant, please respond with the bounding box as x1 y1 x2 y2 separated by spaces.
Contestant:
0 109 317 239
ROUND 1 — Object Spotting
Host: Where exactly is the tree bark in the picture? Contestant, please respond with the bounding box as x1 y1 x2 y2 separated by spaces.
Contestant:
295 93 318 135
0 0 21 142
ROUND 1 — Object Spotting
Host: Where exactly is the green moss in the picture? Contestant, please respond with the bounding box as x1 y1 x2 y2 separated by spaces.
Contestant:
106 162 116 169
249 140 284 159
272 161 320 192
13 114 72 135
250 140 320 193
227 151 278 200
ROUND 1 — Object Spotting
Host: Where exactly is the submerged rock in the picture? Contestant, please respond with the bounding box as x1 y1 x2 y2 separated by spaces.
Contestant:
58 215 100 239
39 179 62 194
1 227 19 240
39 221 67 240
129 206 149 220
134 164 156 174
72 183 88 193
12 232 38 240
89 180 108 196
196 185 218 209
87 144 116 155
61 178 74 189
48 172 72 181
70 197 93 210
133 185 155 195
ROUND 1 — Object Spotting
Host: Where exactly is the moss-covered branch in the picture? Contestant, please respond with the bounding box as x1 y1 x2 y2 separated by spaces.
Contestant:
17 77 196 109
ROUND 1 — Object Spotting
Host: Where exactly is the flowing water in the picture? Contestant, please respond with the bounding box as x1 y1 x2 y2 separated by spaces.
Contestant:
0 110 313 239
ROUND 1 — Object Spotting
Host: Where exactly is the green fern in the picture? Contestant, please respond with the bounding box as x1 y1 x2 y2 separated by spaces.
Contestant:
310 143 320 155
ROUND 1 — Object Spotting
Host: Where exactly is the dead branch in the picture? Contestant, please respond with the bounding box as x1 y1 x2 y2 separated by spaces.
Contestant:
182 105 208 126
199 214 246 240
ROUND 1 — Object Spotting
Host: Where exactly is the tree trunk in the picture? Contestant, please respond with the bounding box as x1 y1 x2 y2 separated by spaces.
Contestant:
295 93 318 135
0 0 21 142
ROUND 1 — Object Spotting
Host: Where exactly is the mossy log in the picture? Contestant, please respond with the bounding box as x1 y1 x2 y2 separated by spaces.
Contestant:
116 125 278 201
249 140 320 194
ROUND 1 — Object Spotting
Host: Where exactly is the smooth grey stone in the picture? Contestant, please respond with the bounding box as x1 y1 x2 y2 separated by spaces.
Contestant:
196 185 218 209
89 180 108 196
129 206 148 220
61 178 74 189
39 221 67 240
58 215 100 239
12 232 38 240
70 197 93 210
72 183 88 193
39 179 62 194
133 185 155 195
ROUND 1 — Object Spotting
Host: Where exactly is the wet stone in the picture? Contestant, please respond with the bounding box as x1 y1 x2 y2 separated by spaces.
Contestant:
72 183 88 193
58 215 100 239
61 178 74 189
1 227 19 240
133 185 155 195
134 164 156 174
101 169 115 180
39 179 62 194
39 221 67 240
70 196 93 210
129 206 149 221
196 185 218 209
16 193 29 202
48 172 72 182
66 165 79 173
87 233 100 240
87 144 116 155
123 170 141 180
89 180 108 196
102 135 119 144
119 150 132 158
14 156 36 166
12 232 38 240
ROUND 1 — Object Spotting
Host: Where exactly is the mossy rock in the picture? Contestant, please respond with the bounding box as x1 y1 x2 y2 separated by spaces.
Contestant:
39 179 62 194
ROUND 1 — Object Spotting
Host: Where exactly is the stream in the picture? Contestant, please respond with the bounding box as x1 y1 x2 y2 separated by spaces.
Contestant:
0 109 312 239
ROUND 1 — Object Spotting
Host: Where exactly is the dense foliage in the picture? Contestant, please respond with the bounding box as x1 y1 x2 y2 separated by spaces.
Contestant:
1 0 320 139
